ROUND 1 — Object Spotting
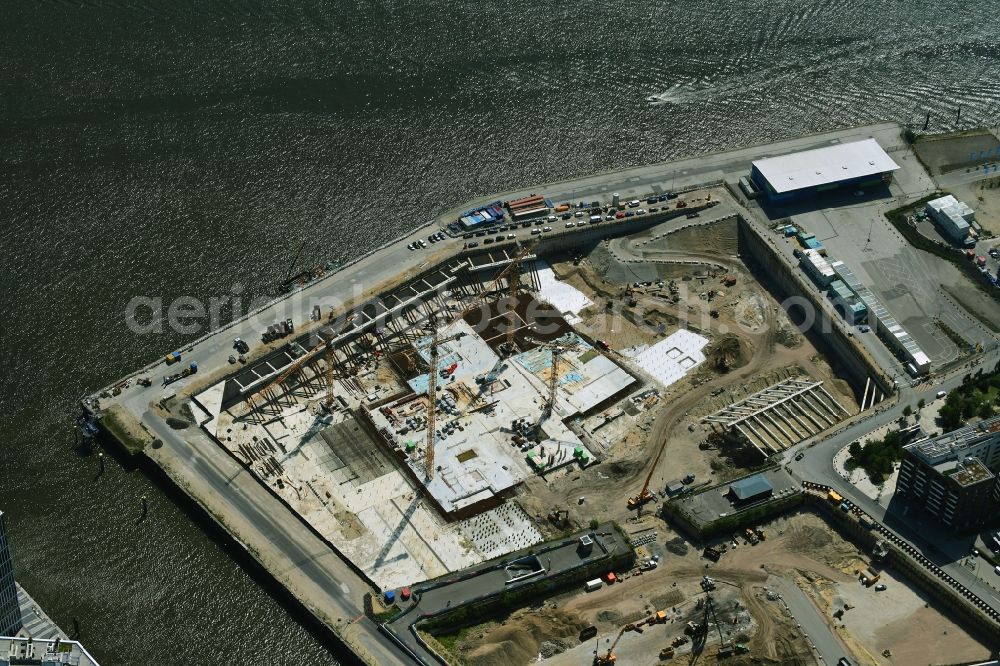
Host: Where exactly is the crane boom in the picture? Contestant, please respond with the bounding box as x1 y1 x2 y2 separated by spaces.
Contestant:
425 326 439 479
547 345 561 413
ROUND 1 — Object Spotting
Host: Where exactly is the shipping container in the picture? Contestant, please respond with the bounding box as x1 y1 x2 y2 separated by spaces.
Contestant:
507 194 546 211
584 579 602 592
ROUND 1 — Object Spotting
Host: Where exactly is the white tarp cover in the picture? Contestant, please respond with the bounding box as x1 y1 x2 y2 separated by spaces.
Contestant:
635 329 709 388
535 260 593 316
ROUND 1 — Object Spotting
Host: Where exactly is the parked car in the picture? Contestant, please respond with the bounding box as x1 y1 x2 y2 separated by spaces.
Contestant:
543 226 552 232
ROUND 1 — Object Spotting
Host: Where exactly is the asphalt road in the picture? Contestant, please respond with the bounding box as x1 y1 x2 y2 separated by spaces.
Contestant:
143 415 412 666
768 575 852 665
785 348 1000 616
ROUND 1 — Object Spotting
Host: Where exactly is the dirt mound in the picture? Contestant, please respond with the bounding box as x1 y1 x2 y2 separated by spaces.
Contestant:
664 537 690 556
704 333 750 373
462 608 586 666
785 524 834 552
650 588 685 609
596 609 623 623
774 323 802 348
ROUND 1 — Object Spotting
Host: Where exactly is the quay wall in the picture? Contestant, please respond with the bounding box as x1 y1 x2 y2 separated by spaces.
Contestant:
736 215 895 399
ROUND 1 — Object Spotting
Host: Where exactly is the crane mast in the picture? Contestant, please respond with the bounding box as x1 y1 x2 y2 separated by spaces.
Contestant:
425 324 440 479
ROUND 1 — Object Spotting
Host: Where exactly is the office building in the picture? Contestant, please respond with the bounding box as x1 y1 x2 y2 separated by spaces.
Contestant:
896 416 1000 531
0 513 20 638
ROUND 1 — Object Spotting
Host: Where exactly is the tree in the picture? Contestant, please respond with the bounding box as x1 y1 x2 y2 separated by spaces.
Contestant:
848 441 863 460
979 401 994 419
939 403 963 430
917 398 926 410
902 405 913 417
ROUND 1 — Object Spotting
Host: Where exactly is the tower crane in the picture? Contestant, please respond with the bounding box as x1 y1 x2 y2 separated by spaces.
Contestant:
546 344 562 416
421 242 537 479
504 256 523 355
419 318 468 479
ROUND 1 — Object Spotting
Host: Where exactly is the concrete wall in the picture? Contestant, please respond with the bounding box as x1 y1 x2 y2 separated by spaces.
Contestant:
804 492 1000 644
736 215 895 399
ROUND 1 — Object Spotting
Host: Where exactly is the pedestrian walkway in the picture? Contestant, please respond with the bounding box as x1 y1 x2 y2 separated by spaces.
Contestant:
15 583 66 640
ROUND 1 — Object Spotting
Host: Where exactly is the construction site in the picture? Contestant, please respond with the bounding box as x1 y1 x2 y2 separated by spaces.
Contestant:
186 243 647 589
175 184 874 597
432 511 991 666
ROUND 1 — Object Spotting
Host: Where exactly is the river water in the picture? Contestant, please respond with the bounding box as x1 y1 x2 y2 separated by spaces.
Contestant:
1 0 998 663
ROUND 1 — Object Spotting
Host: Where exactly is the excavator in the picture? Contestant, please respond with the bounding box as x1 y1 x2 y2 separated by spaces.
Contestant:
627 454 657 510
593 624 636 665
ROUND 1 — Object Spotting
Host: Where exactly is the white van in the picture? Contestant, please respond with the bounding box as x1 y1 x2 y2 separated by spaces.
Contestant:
936 390 947 399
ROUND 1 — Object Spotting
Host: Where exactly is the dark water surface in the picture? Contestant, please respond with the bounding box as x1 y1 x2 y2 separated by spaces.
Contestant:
1 0 999 663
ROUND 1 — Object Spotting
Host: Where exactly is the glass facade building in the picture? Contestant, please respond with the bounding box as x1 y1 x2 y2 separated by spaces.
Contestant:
0 512 21 637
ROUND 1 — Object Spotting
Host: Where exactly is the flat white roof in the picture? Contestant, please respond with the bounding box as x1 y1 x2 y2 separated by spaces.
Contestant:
752 138 900 194
631 329 709 389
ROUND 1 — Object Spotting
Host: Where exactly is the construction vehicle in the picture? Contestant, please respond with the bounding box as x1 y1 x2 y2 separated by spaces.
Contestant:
594 624 632 665
627 431 671 509
627 487 655 510
163 362 198 386
671 635 689 647
547 508 570 529
659 646 675 660
137 377 152 387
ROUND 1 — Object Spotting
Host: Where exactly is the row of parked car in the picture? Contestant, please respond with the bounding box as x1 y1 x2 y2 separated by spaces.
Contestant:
422 191 695 252
407 230 448 251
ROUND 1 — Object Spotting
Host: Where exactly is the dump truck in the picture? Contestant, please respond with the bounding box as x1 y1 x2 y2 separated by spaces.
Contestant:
860 567 881 587
165 351 182 365
659 646 675 659
827 489 843 504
